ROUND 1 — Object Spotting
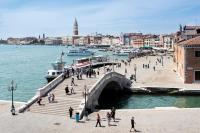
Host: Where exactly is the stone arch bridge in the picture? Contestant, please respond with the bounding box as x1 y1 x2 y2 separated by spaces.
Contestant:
78 72 132 118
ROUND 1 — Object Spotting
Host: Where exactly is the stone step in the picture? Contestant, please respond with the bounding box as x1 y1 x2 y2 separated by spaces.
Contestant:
30 103 79 111
54 94 83 99
30 110 74 116
30 106 79 112
30 107 79 114
30 101 80 109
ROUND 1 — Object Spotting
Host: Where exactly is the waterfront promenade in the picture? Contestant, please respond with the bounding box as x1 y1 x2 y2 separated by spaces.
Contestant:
1 104 200 133
25 54 200 116
1 54 200 133
115 54 200 90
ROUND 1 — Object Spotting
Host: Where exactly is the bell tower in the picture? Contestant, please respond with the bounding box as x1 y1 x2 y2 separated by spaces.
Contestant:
73 18 78 35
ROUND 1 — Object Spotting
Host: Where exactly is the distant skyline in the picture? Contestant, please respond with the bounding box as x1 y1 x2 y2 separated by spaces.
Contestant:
0 0 200 39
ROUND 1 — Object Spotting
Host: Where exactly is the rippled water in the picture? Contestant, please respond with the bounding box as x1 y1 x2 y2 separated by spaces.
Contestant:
99 94 200 109
0 45 112 102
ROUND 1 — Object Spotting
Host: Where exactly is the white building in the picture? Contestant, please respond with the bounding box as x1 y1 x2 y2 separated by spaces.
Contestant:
45 37 62 45
62 36 73 44
162 35 174 49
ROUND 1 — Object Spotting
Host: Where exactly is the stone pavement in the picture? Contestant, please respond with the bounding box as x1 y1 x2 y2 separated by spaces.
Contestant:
29 69 106 116
1 103 200 133
114 55 200 90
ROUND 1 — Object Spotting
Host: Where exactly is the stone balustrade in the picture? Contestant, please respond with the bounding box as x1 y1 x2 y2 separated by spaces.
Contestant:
18 74 64 113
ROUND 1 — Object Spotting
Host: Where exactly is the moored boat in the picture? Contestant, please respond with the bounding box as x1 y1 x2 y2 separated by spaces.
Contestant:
66 48 95 56
45 52 66 82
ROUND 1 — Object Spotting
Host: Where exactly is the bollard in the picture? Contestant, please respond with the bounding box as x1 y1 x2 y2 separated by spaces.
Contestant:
75 112 79 122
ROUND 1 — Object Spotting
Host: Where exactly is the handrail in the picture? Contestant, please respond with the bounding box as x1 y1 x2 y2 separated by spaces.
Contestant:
37 74 64 97
89 72 125 96
18 73 64 113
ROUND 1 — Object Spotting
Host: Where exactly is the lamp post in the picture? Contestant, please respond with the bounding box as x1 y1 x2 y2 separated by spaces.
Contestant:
104 51 108 74
8 80 17 115
161 55 163 66
112 51 115 72
84 85 89 120
134 64 137 81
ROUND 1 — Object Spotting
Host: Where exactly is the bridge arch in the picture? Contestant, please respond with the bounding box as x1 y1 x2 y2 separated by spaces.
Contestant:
78 72 132 117
98 80 124 108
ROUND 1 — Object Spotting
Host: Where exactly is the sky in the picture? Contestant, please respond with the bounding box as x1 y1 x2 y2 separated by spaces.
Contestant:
0 0 200 39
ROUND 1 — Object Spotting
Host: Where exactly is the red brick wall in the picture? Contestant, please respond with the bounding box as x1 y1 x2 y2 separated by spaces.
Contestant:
185 48 200 83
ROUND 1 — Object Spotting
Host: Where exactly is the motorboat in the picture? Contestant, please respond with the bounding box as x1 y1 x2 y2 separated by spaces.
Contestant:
45 52 66 82
73 55 110 69
66 48 95 56
113 49 133 56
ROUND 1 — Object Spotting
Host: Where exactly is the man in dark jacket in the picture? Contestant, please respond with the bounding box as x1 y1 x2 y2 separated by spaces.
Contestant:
130 117 136 132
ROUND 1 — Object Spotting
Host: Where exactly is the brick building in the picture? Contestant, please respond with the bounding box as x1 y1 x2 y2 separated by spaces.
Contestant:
175 25 200 42
174 36 200 83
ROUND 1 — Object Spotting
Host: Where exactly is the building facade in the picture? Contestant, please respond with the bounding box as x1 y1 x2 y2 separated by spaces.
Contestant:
174 36 200 83
175 25 200 42
144 35 161 47
45 37 63 45
162 35 174 49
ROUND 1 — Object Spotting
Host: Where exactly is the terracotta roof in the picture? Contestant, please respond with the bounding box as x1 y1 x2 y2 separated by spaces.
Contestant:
184 25 200 30
178 36 200 46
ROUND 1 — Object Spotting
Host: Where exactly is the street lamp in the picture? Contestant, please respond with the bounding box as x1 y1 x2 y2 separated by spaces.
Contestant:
134 64 137 81
8 80 17 115
112 51 115 72
104 51 108 74
84 85 89 120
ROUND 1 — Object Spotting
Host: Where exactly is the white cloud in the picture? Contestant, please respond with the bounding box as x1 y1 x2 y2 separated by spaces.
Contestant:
0 0 200 38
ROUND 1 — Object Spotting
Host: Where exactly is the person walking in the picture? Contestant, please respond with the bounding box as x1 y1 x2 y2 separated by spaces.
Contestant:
106 112 111 126
66 69 70 77
48 93 51 103
153 66 155 71
125 68 127 74
95 113 101 127
111 107 116 122
72 68 74 75
130 117 136 132
37 97 42 105
71 86 74 94
65 85 69 95
51 93 55 102
71 77 75 86
69 106 74 118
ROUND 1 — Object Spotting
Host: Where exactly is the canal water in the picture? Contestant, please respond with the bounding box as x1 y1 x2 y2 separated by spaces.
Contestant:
98 94 200 109
0 45 200 109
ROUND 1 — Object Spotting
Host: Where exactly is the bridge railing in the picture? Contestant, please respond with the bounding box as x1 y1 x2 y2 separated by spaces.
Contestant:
18 74 64 113
37 74 64 97
89 72 125 96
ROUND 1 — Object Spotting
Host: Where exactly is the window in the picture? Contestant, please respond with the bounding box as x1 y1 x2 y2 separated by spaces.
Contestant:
195 51 200 57
197 29 200 34
195 71 200 81
52 72 55 75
